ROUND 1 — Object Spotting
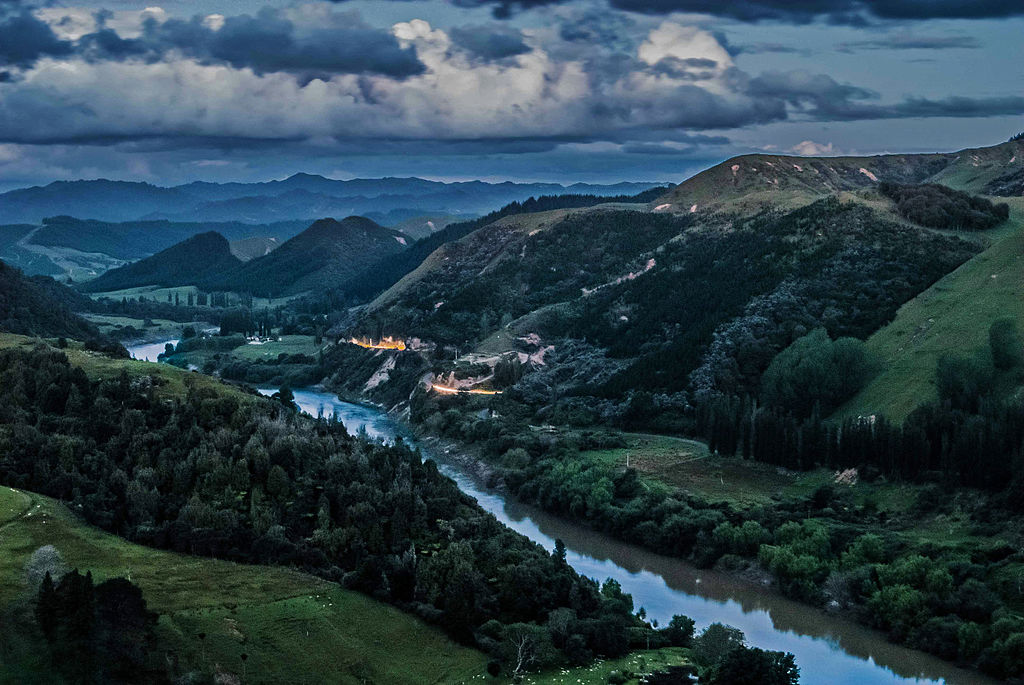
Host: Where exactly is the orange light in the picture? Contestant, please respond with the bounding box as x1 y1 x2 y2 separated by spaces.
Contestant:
430 384 502 395
349 336 406 351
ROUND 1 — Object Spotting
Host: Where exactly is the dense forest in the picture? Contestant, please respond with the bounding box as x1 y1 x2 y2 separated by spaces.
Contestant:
879 182 1010 230
0 344 805 679
355 198 977 404
0 260 124 354
334 187 670 305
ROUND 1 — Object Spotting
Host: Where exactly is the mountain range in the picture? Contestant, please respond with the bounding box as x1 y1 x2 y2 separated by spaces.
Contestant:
0 174 664 225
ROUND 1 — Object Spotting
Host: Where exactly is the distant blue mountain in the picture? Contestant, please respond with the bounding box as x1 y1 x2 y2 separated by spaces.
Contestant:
0 174 665 224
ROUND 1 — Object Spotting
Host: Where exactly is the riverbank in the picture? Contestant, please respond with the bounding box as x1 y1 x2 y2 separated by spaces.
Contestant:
271 382 994 685
121 342 1002 685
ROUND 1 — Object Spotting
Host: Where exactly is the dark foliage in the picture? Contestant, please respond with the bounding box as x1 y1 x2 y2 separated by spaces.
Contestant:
0 260 124 355
879 182 1009 230
79 232 243 293
36 570 159 683
0 346 664 668
337 187 670 304
205 217 408 297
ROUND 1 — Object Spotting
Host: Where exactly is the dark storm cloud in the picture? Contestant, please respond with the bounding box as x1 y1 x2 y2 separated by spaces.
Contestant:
442 0 1024 22
837 34 981 51
449 25 531 61
11 8 425 79
0 12 72 67
613 0 1024 22
748 70 1024 121
731 42 810 55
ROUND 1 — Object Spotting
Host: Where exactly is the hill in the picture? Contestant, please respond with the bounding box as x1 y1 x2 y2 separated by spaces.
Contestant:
337 187 672 305
0 260 108 341
207 216 410 297
834 197 1024 422
0 175 666 225
348 196 977 406
0 483 486 684
28 216 306 261
653 138 1023 215
79 232 243 293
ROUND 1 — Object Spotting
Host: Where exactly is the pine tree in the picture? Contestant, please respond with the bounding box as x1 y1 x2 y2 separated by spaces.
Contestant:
36 571 59 642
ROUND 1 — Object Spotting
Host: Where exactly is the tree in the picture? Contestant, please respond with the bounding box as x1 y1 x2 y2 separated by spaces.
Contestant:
498 623 556 676
707 645 799 685
274 384 297 410
693 623 745 667
936 354 993 411
761 329 874 417
36 572 59 642
94 578 158 679
989 318 1023 370
662 614 695 647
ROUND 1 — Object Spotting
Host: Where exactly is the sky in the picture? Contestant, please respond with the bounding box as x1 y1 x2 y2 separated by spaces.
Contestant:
0 0 1021 189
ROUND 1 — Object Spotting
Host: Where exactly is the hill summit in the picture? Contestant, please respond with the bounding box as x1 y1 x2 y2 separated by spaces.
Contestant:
207 216 410 297
80 231 242 293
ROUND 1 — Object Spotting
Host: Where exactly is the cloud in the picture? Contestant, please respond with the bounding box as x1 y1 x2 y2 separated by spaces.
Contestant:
790 140 835 155
0 12 1019 168
10 7 425 79
837 34 981 51
444 0 1024 23
448 25 531 61
749 70 1024 121
0 12 72 68
731 42 810 55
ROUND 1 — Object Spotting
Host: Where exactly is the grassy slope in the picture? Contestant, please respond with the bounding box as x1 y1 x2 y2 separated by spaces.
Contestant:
0 486 487 684
834 197 1024 422
230 335 328 361
577 434 999 558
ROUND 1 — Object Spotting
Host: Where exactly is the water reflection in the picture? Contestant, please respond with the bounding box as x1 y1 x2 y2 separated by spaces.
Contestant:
128 339 178 363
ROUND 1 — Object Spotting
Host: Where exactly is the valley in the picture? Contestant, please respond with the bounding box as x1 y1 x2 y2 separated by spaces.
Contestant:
2 137 1024 684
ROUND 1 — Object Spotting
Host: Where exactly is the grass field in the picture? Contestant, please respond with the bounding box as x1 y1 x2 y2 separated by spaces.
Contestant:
0 486 489 684
85 284 304 309
231 335 328 361
523 648 690 685
81 313 214 341
579 433 962 523
834 198 1024 422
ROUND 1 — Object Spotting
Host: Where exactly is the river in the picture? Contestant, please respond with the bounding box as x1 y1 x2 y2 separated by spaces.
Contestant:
265 387 993 685
128 339 178 363
126 342 990 685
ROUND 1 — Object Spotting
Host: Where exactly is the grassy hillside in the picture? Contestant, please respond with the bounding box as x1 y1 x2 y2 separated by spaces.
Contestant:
834 197 1024 422
0 485 488 684
654 139 1023 215
79 231 243 293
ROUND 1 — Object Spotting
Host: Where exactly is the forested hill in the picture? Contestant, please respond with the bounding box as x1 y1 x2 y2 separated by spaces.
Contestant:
79 231 243 293
352 197 979 402
0 260 109 343
205 216 410 297
337 186 671 304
